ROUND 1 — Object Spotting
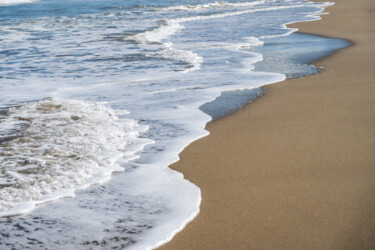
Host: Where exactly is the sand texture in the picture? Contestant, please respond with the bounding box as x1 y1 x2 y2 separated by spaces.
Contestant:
159 0 375 249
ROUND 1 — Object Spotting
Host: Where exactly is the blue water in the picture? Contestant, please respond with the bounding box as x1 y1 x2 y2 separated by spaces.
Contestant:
0 0 349 249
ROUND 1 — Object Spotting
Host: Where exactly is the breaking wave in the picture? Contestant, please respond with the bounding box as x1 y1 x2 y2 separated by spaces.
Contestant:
0 98 150 216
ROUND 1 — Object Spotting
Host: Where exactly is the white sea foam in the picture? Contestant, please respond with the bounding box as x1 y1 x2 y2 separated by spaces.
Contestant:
129 19 184 44
0 0 37 6
0 98 151 216
164 0 276 11
146 42 203 72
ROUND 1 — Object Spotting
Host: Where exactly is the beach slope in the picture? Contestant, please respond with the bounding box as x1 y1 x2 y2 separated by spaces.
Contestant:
159 0 375 249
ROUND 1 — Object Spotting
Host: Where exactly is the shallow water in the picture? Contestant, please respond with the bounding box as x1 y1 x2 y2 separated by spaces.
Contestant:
0 0 349 248
201 32 350 121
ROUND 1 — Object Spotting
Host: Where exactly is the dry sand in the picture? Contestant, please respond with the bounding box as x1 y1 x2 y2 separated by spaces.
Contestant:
159 0 375 249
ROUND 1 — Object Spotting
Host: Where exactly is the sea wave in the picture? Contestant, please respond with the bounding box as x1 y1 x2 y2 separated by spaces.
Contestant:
127 3 313 71
145 42 203 72
128 4 322 44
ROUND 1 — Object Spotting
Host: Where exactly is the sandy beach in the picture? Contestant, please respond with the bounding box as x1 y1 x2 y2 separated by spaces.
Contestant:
159 0 375 249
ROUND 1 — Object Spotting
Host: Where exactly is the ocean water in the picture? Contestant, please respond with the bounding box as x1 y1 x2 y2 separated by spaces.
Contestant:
0 0 348 249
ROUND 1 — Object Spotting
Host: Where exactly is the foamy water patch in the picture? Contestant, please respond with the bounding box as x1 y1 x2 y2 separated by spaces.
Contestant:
0 98 150 216
129 3 319 45
129 19 184 44
0 0 38 6
146 43 203 72
164 0 276 11
128 4 300 73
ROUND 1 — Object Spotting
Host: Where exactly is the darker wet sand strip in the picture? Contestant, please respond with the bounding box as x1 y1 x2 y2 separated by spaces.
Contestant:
159 0 375 249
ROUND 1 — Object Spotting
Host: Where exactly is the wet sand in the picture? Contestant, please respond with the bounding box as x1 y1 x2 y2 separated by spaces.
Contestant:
159 0 375 249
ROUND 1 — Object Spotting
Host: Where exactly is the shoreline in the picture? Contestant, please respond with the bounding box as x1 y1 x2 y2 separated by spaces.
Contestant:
160 0 375 249
202 32 350 123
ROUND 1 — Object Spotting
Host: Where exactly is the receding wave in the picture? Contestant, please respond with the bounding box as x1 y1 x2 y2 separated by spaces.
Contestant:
129 3 296 71
128 4 320 44
127 3 316 70
0 98 150 216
